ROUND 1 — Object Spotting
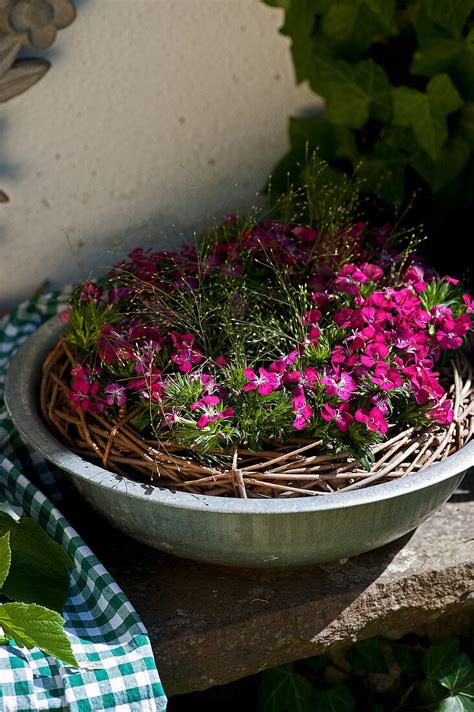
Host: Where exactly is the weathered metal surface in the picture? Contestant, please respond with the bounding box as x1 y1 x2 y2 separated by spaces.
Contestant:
5 316 474 567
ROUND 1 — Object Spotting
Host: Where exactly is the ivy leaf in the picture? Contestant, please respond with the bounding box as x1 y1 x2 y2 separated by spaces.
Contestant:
0 602 78 667
0 517 73 613
0 532 11 589
423 637 460 678
346 637 389 674
411 38 465 76
310 58 391 128
321 0 396 59
358 138 407 204
280 1 325 84
411 136 471 192
258 664 318 711
459 102 474 143
289 116 357 160
438 653 474 692
420 678 448 704
424 0 473 38
314 685 356 712
392 73 463 160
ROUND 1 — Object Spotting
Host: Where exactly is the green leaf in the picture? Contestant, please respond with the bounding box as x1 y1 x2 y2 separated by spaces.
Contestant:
258 664 318 712
459 102 474 144
1 517 73 612
358 138 407 204
411 136 471 192
424 0 473 38
321 0 396 59
392 73 463 160
289 116 358 160
437 653 474 711
280 1 325 84
310 57 391 128
0 532 11 589
438 653 474 694
411 37 465 76
423 637 460 678
437 695 474 711
314 685 356 712
419 678 448 704
346 637 389 674
0 602 78 667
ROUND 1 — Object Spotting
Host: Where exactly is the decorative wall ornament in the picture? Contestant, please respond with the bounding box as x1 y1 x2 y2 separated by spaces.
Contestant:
0 0 76 202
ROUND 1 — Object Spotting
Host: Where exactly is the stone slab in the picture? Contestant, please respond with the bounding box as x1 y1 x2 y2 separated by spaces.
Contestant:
60 471 474 697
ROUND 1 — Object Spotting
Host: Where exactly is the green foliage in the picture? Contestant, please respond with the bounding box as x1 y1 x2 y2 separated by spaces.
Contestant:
258 664 319 711
0 506 78 667
66 299 119 352
0 603 78 668
252 635 474 712
262 0 474 209
0 512 73 612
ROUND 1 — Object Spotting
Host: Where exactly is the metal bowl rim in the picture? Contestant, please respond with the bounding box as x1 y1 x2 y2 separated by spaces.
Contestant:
5 316 474 515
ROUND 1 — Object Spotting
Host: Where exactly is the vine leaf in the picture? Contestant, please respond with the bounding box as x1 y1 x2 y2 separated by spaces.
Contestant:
0 58 50 103
310 58 391 128
392 73 463 161
0 532 11 588
0 602 78 667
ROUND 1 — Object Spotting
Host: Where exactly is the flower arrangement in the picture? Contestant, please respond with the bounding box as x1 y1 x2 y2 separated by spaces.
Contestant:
42 164 474 498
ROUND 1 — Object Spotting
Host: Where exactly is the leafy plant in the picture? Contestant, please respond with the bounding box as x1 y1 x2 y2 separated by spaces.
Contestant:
262 0 474 213
0 502 78 667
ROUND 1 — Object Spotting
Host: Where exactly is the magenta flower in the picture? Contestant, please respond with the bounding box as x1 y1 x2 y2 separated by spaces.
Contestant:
435 315 471 350
321 402 353 432
191 395 234 428
334 264 368 294
463 294 474 314
321 370 357 401
360 342 389 368
405 265 426 293
355 406 388 434
370 362 403 390
104 383 127 407
429 400 454 425
170 332 203 372
287 367 319 389
69 377 99 412
243 367 280 395
291 386 313 430
360 262 383 281
403 364 444 405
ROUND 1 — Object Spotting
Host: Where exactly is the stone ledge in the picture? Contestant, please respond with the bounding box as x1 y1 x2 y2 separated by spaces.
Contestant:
64 471 473 696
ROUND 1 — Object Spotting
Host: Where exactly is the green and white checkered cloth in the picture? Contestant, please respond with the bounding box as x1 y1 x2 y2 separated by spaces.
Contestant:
0 291 168 711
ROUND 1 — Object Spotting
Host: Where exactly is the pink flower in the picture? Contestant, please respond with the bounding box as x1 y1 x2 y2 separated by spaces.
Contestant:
69 377 99 412
321 402 353 432
104 383 127 407
170 332 203 372
292 226 318 243
360 263 383 281
370 362 403 391
405 265 426 293
287 367 319 389
463 294 474 314
443 275 460 285
321 370 357 401
360 342 389 368
403 364 444 405
302 308 322 325
334 307 353 328
334 263 368 294
435 314 471 349
429 400 454 425
355 406 388 434
291 385 313 430
191 395 234 428
243 367 280 395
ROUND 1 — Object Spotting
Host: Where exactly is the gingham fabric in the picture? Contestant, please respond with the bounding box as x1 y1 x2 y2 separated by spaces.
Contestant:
0 291 167 711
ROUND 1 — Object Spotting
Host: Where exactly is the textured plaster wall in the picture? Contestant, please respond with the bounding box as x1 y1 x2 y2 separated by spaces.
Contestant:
0 0 319 308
